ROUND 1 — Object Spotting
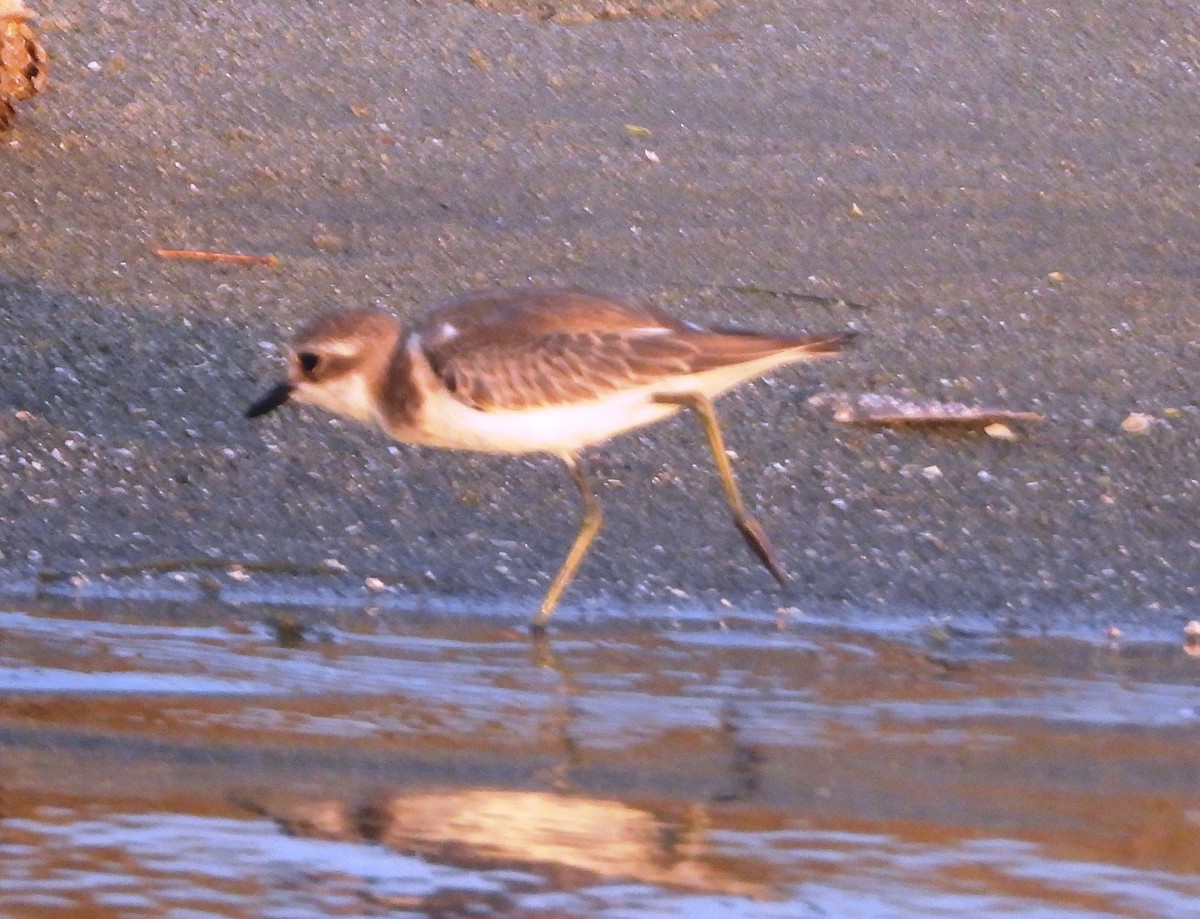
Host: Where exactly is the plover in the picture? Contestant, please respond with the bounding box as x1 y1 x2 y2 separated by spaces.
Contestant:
247 287 854 629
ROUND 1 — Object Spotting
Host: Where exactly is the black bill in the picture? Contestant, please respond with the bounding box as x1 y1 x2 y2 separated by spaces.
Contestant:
245 381 294 418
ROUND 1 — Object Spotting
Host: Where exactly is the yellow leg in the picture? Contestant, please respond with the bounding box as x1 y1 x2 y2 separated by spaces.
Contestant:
654 392 789 587
532 453 603 632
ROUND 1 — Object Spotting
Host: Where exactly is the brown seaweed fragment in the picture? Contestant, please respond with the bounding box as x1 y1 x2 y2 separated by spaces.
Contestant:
0 1 48 130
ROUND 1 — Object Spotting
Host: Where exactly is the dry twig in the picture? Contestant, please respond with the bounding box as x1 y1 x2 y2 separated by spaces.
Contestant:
154 248 279 266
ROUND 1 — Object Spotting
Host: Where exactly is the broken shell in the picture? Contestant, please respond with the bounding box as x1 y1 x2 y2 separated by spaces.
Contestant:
1120 412 1155 435
1184 622 1200 658
984 422 1017 441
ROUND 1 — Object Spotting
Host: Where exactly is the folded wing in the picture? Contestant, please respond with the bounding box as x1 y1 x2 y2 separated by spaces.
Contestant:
415 288 851 412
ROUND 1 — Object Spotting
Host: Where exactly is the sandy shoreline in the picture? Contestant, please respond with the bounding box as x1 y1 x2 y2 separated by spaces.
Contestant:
1 1 1196 635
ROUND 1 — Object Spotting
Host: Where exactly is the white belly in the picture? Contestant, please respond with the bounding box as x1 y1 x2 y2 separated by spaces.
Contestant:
401 386 682 455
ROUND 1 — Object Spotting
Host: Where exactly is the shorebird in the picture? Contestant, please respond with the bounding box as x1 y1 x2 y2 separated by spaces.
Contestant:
246 287 854 629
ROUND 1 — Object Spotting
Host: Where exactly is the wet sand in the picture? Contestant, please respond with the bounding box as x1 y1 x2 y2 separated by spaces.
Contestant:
3 599 1200 916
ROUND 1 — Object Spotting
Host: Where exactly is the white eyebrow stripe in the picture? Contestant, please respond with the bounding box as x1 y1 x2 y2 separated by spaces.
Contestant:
315 339 362 357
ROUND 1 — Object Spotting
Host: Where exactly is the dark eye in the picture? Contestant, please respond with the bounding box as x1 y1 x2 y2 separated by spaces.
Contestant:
297 352 319 374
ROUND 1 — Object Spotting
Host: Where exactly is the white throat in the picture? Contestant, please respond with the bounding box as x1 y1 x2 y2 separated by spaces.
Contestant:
293 372 378 424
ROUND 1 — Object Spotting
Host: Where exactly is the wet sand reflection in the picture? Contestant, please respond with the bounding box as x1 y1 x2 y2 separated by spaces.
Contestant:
1 602 1199 917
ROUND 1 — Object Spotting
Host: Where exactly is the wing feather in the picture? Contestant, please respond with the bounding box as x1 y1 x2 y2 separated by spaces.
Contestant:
415 288 851 412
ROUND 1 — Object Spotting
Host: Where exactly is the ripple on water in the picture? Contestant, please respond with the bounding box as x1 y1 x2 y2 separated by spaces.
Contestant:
1 602 1199 918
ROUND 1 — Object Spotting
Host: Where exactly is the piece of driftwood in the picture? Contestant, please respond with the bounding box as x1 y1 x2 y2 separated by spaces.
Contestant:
809 392 1044 429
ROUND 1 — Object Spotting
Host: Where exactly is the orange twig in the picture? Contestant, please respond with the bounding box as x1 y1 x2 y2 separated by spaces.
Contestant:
154 248 279 266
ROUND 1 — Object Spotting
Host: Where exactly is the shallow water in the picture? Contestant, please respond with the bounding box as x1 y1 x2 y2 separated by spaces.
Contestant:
1 601 1199 918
